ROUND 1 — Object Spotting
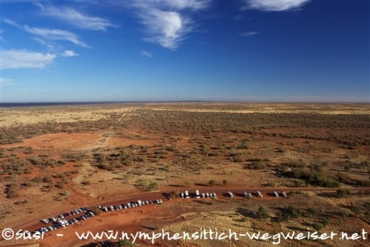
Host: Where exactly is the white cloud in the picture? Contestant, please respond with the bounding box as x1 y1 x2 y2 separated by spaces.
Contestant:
24 25 88 47
39 5 116 31
239 31 259 37
32 2 44 10
126 0 210 50
2 18 20 28
243 0 311 11
0 49 56 69
0 77 13 85
32 37 61 51
3 18 88 48
140 50 153 58
151 0 210 10
61 50 79 57
140 9 191 50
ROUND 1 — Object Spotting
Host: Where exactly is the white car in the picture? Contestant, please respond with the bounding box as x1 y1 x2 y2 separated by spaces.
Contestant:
41 219 49 224
195 190 200 198
256 191 263 197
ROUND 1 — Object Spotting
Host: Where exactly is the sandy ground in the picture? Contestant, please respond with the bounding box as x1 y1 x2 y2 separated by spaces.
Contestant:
1 103 369 128
2 133 100 150
0 106 136 128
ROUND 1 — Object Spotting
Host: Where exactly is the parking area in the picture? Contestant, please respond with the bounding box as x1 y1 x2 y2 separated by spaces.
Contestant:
169 190 288 200
25 189 288 236
32 199 164 235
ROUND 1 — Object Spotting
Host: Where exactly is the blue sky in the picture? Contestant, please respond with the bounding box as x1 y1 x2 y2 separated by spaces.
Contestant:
0 0 369 102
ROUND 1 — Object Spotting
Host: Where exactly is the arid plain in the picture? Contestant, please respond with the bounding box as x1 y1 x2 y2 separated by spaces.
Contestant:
0 103 369 247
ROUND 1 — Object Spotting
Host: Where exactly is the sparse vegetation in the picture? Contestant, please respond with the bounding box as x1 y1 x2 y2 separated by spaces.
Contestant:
209 180 216 187
0 103 369 245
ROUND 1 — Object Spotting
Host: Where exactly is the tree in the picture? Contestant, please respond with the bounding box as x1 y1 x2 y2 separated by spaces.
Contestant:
321 218 329 227
6 183 19 198
90 205 102 216
118 239 138 246
148 181 158 191
256 205 269 219
306 206 320 217
313 222 323 231
336 189 351 198
223 179 228 186
251 221 257 232
185 180 193 187
209 180 216 187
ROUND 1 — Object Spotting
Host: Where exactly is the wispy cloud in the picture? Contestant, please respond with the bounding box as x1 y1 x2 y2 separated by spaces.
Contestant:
32 37 61 51
3 18 20 28
61 50 79 57
38 4 116 31
0 49 56 69
239 31 259 37
3 18 88 47
137 0 211 11
140 50 153 58
0 29 5 43
0 77 13 85
243 0 311 11
171 0 211 10
24 25 88 47
140 9 191 50
127 0 210 50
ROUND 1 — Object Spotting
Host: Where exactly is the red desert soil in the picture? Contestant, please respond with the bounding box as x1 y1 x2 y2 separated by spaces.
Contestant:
106 137 159 147
1 133 100 150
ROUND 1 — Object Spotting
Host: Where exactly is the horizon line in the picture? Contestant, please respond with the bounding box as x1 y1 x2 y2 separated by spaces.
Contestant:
0 100 369 106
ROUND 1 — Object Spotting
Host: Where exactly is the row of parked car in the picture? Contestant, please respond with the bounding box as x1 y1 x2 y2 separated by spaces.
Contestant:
40 207 90 224
234 191 287 198
34 199 164 234
36 211 95 234
31 191 287 235
179 190 218 199
240 191 263 198
271 191 288 197
98 199 163 212
177 190 288 199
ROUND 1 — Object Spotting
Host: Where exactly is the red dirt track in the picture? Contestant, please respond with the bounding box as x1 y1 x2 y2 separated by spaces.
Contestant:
1 187 369 247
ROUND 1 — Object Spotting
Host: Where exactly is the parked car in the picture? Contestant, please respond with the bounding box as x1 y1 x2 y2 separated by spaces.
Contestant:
256 191 263 197
41 219 49 224
195 190 200 198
